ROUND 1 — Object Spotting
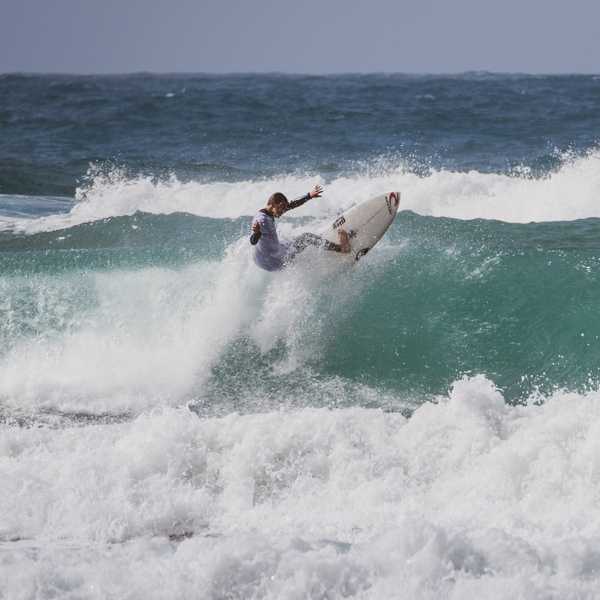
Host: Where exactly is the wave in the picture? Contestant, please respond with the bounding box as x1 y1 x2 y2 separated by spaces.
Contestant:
1 210 598 417
0 149 598 416
2 149 600 236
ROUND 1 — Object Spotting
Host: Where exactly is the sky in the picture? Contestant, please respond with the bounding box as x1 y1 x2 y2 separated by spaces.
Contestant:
1 0 599 75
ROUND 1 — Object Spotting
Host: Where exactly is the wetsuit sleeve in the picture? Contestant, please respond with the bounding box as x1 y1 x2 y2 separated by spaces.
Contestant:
250 209 269 244
287 192 311 210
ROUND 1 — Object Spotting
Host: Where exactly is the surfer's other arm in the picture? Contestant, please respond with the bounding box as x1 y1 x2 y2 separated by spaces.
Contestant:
250 219 261 245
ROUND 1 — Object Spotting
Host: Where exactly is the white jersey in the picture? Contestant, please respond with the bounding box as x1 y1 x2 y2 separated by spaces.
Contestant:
249 193 312 271
250 210 287 271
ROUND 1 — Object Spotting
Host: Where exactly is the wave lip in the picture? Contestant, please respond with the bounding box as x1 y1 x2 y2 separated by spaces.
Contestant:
3 148 600 238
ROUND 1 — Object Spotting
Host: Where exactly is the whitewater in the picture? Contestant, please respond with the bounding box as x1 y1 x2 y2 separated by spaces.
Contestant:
4 382 600 599
4 148 600 235
1 73 600 599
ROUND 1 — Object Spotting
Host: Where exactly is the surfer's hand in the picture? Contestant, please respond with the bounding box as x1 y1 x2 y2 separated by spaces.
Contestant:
252 220 261 234
309 185 323 199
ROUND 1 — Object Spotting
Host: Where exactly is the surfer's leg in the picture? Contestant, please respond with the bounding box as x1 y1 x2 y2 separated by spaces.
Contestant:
286 230 351 263
292 230 350 254
289 233 331 255
285 233 323 262
318 229 350 253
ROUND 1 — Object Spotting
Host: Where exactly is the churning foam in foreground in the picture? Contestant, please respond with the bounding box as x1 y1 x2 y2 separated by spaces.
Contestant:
3 376 600 598
2 149 600 235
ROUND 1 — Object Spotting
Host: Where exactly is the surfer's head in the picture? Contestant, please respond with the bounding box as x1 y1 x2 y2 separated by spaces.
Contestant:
267 192 289 217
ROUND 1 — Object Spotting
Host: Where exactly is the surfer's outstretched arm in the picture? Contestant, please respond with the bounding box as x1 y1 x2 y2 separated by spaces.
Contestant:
286 185 323 212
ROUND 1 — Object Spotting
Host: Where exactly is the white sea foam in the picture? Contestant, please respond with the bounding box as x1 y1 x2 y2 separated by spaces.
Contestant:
0 202 406 416
0 232 380 414
2 149 600 235
2 377 600 598
0 244 261 414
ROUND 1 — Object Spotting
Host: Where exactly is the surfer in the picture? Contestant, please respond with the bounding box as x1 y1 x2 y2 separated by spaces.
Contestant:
250 185 350 271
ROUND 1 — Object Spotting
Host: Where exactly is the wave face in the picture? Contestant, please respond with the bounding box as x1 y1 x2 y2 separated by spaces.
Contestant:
1 73 600 599
1 209 598 415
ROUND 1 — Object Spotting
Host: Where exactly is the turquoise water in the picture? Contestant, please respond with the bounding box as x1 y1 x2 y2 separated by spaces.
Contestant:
2 210 598 410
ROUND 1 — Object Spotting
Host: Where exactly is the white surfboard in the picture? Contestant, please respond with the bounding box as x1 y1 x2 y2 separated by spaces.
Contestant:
319 191 400 263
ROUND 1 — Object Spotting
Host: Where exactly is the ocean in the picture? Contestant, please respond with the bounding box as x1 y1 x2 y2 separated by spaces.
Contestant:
1 72 599 599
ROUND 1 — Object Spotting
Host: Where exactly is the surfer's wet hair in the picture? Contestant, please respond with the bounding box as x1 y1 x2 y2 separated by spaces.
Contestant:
268 192 288 206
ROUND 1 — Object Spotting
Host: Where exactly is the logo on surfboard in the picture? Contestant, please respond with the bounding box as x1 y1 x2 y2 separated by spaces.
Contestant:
385 192 399 215
332 215 346 229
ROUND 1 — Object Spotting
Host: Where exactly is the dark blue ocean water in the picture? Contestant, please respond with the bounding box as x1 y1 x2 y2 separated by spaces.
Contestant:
1 73 600 599
2 73 599 196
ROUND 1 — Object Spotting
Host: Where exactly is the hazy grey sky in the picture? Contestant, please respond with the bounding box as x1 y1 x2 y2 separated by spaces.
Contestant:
1 0 599 74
